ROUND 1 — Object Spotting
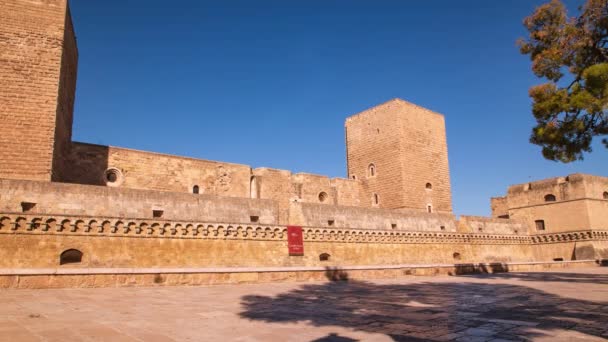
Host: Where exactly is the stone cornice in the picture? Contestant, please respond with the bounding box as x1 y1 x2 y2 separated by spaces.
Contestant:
0 213 606 245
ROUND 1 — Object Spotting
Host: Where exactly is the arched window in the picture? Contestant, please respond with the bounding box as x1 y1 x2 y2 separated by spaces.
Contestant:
319 253 330 261
426 183 432 190
192 185 199 194
318 192 328 203
373 193 379 205
603 191 608 200
368 164 376 177
544 194 556 202
250 176 258 199
60 249 83 265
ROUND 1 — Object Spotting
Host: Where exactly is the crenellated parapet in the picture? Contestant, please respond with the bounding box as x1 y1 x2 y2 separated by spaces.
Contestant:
2 213 606 246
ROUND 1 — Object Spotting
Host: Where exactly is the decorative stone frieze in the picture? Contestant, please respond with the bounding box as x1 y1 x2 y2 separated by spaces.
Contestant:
1 213 605 246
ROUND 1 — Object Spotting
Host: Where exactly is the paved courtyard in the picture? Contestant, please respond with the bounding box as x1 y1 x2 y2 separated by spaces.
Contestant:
0 267 607 341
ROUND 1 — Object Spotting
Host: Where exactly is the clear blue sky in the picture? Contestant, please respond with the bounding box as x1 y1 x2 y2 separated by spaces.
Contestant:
69 0 606 217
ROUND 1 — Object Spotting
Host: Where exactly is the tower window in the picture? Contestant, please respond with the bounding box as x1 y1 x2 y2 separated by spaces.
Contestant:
373 193 379 205
426 183 432 190
250 176 258 199
535 220 545 231
318 192 328 203
193 185 199 194
544 194 556 202
368 164 376 177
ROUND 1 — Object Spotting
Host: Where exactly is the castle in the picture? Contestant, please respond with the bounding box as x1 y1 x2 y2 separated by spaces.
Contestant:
0 0 606 288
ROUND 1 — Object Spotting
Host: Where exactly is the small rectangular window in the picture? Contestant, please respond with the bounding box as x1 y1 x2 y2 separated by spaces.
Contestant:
427 205 432 213
328 220 335 226
535 220 545 231
153 210 164 218
391 223 397 229
250 216 259 223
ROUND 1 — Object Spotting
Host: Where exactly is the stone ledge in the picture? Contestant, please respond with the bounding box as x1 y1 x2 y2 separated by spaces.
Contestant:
0 259 598 276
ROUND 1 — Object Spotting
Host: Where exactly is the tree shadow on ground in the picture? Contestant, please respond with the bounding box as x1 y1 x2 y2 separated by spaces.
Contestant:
240 269 608 341
449 261 608 285
456 270 608 285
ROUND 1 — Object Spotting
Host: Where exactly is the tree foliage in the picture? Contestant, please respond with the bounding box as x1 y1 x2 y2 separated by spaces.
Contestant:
518 0 608 162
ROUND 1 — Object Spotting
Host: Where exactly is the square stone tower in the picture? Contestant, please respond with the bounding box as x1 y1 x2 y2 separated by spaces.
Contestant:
345 99 453 213
0 0 78 182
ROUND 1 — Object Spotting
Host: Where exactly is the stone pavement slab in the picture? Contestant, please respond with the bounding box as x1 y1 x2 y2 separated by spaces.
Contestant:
0 267 607 341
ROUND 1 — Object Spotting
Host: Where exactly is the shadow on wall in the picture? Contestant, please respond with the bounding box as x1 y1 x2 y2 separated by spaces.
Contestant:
60 143 110 186
459 269 608 284
240 272 608 341
311 333 357 342
449 263 510 276
325 267 349 281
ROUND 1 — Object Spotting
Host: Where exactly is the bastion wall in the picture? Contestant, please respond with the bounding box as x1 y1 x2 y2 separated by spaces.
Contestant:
492 174 608 233
0 213 606 271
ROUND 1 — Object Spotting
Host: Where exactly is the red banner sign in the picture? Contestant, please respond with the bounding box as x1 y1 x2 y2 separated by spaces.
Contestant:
287 226 304 256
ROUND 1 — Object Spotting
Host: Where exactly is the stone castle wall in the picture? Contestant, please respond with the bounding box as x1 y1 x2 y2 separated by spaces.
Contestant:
51 4 78 182
295 202 457 232
0 0 75 182
458 216 527 235
1 0 607 289
0 179 279 224
492 174 608 233
59 143 371 223
0 213 606 270
0 179 469 231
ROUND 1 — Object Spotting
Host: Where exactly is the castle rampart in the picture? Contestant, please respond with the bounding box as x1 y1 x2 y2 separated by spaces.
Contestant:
0 0 606 287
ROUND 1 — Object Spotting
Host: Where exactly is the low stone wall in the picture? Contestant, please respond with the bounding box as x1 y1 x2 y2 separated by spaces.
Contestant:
0 178 278 224
297 202 457 231
0 260 599 289
458 215 526 235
